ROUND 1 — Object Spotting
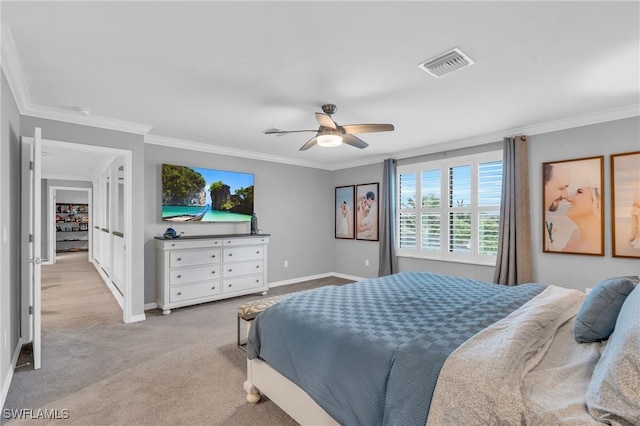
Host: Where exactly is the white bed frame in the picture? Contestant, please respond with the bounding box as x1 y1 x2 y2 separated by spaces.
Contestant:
244 357 339 425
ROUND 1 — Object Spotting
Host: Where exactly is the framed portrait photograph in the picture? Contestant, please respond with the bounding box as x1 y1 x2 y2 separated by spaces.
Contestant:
355 182 379 241
335 185 355 239
611 151 640 258
542 156 604 255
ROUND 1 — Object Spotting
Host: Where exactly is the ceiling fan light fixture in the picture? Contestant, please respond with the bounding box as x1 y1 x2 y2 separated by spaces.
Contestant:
317 129 343 147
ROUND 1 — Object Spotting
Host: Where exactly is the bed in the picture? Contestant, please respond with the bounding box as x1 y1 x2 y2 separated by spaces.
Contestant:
244 271 640 426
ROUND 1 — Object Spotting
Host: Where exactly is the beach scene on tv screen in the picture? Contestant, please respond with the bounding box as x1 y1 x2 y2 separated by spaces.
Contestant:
162 164 254 222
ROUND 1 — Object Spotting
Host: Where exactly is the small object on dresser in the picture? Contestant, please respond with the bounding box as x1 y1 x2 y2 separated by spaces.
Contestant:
163 227 178 239
251 213 258 234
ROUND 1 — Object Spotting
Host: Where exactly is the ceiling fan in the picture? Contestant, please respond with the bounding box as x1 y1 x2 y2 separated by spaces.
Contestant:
265 104 394 151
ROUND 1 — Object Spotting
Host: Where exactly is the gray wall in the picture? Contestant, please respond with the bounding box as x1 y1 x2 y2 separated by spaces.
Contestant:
20 116 146 317
1 70 22 402
331 143 503 282
331 162 383 279
55 188 90 204
530 117 640 290
143 144 334 304
330 120 640 290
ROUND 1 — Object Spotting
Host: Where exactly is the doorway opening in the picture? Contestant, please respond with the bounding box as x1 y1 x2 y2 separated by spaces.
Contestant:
46 186 92 265
22 135 135 334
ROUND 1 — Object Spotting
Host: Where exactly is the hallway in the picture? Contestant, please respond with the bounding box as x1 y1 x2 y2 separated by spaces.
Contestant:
41 251 121 330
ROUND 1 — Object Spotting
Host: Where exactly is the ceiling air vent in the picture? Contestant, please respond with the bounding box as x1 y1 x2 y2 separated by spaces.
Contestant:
418 48 474 78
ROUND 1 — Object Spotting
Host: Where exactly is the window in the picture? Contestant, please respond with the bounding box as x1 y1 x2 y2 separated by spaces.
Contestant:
397 151 503 265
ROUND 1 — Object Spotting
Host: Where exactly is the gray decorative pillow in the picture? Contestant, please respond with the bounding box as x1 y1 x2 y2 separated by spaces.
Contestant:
574 277 635 343
585 285 640 425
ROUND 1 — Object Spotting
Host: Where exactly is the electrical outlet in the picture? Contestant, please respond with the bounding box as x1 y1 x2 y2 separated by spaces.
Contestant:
284 260 288 268
365 259 370 266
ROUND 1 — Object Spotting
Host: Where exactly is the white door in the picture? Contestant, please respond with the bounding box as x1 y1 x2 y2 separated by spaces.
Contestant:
21 127 42 369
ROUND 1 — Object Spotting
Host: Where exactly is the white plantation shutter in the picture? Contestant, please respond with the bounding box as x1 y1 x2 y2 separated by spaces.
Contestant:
398 172 417 248
397 151 502 264
421 213 440 250
478 160 503 255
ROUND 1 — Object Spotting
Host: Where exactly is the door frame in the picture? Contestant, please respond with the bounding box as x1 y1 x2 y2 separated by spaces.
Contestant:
46 186 92 266
21 137 134 324
20 129 42 368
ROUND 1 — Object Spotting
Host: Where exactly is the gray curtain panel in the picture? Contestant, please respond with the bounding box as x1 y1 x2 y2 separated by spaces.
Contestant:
493 136 534 285
378 158 398 276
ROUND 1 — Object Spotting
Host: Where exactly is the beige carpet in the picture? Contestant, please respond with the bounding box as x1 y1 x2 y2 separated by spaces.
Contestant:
3 252 352 425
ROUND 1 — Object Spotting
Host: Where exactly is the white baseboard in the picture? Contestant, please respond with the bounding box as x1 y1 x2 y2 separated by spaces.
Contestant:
268 272 365 288
125 313 146 324
1 337 23 409
144 302 158 311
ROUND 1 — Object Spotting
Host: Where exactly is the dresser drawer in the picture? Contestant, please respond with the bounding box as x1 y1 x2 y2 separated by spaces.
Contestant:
223 246 264 262
170 281 221 303
170 264 221 285
223 275 264 294
169 248 221 267
222 237 269 246
160 239 222 250
223 261 263 277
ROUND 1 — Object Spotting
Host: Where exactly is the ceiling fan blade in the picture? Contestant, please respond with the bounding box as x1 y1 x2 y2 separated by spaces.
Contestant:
265 127 317 136
315 112 337 129
299 136 318 151
341 124 394 134
342 134 369 149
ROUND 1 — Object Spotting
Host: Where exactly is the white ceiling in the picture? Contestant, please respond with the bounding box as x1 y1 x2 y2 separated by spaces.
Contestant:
2 1 639 174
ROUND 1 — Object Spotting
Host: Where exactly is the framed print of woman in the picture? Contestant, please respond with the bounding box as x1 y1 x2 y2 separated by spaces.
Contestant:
335 185 355 239
611 151 640 258
356 183 379 241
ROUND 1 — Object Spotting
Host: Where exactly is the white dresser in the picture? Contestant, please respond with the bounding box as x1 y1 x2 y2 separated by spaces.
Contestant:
155 234 269 315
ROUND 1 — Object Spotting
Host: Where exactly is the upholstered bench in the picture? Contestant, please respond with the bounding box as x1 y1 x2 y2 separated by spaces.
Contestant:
237 293 296 350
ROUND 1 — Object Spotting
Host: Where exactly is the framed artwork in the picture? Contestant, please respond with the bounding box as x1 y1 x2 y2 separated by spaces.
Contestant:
356 182 379 241
542 156 604 255
335 185 355 239
611 151 640 258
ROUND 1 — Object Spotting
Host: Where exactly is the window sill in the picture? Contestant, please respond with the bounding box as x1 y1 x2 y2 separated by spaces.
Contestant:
397 253 496 267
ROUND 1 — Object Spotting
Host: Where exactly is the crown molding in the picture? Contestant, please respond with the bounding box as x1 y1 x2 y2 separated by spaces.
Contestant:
1 27 30 114
1 27 152 135
329 104 640 170
3 25 637 169
144 134 329 170
23 104 152 135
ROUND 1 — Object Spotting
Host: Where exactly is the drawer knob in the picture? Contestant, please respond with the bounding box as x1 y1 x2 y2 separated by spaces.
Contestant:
171 243 175 247
256 265 259 269
256 279 259 283
256 251 260 254
212 254 216 258
177 292 182 296
228 253 233 257
228 284 232 287
177 275 182 278
212 270 216 274
228 268 232 272
177 257 182 261
212 286 216 290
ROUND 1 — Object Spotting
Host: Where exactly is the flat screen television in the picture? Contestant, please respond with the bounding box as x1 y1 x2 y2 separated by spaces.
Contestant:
161 163 254 223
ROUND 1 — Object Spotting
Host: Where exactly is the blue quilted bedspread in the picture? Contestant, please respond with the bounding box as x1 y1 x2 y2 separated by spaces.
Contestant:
247 271 545 426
